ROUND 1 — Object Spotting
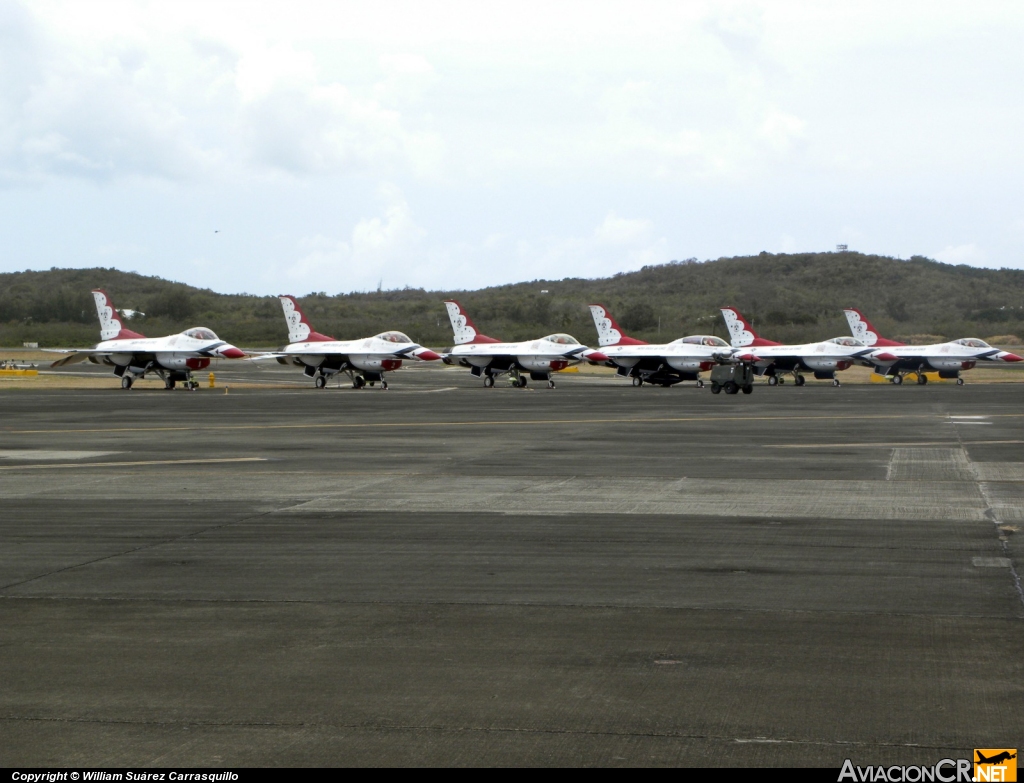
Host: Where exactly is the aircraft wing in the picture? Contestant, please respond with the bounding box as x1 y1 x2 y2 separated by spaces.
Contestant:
245 352 290 362
44 349 111 368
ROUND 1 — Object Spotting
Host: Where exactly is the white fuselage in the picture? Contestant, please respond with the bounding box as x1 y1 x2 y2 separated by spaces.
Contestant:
743 339 870 373
92 333 239 371
447 338 590 373
279 335 426 374
599 339 733 374
870 341 1014 372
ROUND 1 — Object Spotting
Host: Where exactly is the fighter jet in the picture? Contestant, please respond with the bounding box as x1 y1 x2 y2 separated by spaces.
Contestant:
844 308 1022 385
442 300 608 388
273 295 441 389
720 307 898 387
47 289 245 389
587 304 758 387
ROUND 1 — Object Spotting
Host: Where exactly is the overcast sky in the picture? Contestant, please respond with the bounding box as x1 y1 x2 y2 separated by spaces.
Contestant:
1 0 1022 295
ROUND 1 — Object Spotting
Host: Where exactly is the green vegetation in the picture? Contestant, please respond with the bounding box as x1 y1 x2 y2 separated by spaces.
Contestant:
3 252 1024 348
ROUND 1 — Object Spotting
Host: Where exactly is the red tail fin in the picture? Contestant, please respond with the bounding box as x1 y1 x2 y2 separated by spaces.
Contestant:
844 308 905 347
444 300 500 344
588 304 647 347
279 296 334 343
720 307 782 348
92 289 145 341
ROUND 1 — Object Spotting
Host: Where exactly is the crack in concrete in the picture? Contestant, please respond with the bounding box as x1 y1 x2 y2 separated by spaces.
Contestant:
0 715 974 752
0 505 297 593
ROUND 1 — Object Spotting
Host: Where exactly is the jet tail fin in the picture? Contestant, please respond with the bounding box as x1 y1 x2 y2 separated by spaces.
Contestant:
279 296 334 343
92 290 144 341
844 308 905 347
720 307 781 347
444 300 500 344
588 304 647 347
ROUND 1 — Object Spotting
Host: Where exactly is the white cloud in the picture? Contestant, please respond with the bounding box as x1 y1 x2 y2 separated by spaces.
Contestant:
594 212 654 245
274 183 427 293
934 243 986 265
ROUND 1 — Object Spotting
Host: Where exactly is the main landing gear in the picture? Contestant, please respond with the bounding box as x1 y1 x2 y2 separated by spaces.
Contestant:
482 369 553 388
121 375 134 390
347 373 388 390
767 371 839 387
886 367 954 385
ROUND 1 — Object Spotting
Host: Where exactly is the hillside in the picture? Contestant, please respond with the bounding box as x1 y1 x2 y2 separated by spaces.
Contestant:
2 252 1023 348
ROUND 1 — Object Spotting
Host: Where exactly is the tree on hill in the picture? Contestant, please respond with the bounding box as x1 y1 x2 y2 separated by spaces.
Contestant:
2 252 1022 347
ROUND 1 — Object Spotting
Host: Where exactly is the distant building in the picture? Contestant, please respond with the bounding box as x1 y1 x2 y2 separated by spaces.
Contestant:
836 244 848 252
23 342 38 348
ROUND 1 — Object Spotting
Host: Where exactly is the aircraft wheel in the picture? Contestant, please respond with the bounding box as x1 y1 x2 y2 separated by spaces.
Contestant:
832 378 841 387
121 375 133 390
632 376 642 387
892 374 903 385
710 383 722 394
741 384 753 394
353 376 366 389
484 375 494 388
164 379 175 390
724 381 738 395
917 373 927 385
381 380 388 390
957 377 964 386
696 379 704 388
519 377 528 388
767 375 778 386
794 375 805 387
548 379 556 389
315 375 326 389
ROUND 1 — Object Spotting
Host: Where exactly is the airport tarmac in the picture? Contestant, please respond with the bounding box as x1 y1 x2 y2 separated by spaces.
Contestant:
1 365 1022 766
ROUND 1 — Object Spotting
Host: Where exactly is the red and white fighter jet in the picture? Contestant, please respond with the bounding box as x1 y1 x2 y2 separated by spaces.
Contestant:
587 304 757 387
273 295 441 389
720 306 898 387
442 300 608 388
844 308 1022 385
47 289 245 389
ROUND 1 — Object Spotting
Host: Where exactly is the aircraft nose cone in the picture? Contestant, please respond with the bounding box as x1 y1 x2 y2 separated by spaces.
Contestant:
587 351 609 363
416 349 442 361
874 352 898 361
220 347 246 359
1002 352 1023 362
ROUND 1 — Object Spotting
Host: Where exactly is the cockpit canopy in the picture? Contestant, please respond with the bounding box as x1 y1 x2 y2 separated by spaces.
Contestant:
376 331 412 344
955 338 990 348
543 333 580 345
677 335 730 347
827 336 866 347
184 327 218 340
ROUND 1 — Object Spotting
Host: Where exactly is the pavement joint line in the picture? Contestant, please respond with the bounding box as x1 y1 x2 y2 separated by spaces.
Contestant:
765 440 1024 448
0 506 285 592
0 715 983 751
0 457 268 471
7 412 1024 435
1 594 1018 621
948 425 1024 613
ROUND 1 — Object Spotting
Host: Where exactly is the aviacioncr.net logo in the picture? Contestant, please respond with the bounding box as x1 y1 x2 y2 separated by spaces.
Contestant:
838 758 972 782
